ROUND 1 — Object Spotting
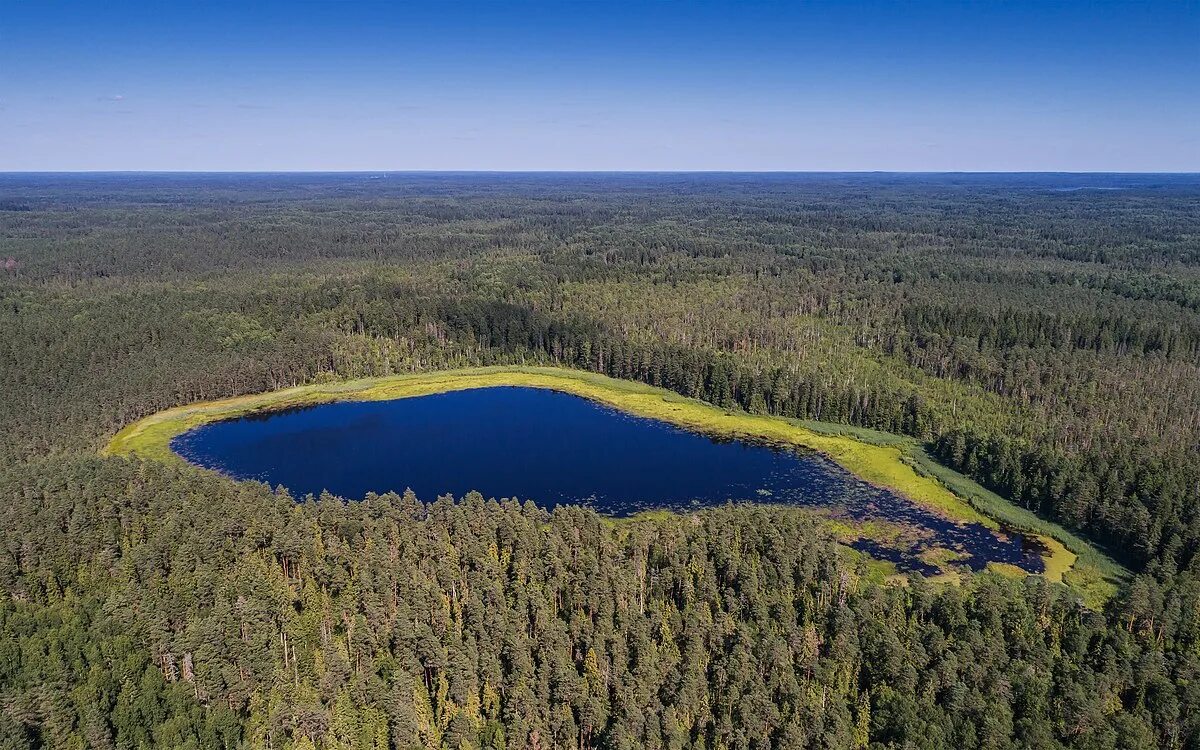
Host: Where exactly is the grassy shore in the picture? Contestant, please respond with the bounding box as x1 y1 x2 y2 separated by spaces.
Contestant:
792 419 1124 604
105 365 1122 602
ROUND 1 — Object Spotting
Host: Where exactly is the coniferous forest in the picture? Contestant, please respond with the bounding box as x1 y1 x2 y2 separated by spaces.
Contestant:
2 172 1200 749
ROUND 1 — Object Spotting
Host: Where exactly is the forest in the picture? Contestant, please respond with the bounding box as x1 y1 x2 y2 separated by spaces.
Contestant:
2 172 1200 749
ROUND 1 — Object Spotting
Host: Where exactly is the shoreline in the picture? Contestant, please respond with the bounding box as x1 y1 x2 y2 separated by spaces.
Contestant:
104 365 1119 600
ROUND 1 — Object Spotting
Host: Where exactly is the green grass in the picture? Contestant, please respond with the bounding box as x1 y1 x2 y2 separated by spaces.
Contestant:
796 418 1126 605
105 364 1123 602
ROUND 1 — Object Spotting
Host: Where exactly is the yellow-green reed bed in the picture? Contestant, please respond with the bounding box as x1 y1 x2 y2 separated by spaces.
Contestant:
106 365 1121 602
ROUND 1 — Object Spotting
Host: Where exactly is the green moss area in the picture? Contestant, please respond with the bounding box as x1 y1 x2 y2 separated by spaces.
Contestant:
105 365 1124 605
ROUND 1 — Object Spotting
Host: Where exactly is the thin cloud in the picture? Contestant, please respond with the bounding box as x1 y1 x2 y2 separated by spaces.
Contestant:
98 94 126 102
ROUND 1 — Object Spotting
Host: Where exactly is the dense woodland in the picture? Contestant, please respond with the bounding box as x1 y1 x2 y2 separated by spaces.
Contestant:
2 173 1200 748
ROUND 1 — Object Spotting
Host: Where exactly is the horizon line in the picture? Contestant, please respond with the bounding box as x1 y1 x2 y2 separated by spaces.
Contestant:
2 169 1199 176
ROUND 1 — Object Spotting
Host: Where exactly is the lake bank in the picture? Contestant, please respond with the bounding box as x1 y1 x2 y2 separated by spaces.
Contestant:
105 365 1121 600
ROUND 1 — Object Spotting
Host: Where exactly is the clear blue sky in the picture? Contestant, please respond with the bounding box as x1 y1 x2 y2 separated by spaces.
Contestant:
1 0 1196 171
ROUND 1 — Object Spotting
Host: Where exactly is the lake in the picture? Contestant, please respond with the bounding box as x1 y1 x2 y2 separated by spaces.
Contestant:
172 386 1044 574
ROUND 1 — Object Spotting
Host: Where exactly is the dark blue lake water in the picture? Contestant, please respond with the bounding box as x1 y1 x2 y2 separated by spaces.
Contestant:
172 386 1044 574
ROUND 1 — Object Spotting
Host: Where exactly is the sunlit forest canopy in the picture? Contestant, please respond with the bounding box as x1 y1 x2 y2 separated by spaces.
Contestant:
2 172 1200 749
